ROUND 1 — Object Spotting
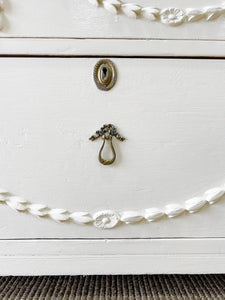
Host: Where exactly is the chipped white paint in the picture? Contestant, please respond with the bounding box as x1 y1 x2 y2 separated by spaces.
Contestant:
0 186 224 229
88 0 225 26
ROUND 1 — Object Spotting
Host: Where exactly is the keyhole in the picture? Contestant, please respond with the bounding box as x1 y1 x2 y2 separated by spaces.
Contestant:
99 64 111 85
103 67 107 78
101 66 108 82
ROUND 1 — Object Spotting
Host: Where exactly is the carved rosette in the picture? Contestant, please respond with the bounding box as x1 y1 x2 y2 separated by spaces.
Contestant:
160 8 185 26
93 210 120 229
88 0 225 26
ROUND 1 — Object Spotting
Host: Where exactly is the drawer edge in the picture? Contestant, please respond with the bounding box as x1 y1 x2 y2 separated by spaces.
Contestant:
0 38 225 57
0 238 224 275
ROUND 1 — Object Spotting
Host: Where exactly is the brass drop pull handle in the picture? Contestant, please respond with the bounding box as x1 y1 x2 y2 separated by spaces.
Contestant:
89 124 125 165
98 136 116 165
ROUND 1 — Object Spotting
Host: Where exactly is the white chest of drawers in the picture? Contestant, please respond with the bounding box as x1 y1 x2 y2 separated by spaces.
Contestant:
0 0 225 275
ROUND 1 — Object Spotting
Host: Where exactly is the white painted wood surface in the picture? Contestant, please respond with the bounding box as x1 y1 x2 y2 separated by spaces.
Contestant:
0 57 225 238
1 0 225 270
1 0 225 40
0 239 224 275
1 39 225 57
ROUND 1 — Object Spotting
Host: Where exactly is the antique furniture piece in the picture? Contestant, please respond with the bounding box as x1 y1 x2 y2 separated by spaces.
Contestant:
0 0 225 275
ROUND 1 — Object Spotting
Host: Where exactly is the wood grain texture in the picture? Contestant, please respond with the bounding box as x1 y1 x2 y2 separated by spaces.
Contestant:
0 0 225 40
0 57 224 238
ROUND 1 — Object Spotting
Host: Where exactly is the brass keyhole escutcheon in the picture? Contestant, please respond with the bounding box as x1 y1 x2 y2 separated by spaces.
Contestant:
93 59 117 91
89 124 125 165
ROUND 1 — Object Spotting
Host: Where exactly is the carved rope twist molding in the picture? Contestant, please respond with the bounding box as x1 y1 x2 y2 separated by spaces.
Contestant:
88 0 225 26
0 185 224 229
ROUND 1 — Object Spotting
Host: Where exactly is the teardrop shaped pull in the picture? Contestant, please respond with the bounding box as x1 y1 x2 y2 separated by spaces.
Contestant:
89 124 125 165
98 137 116 165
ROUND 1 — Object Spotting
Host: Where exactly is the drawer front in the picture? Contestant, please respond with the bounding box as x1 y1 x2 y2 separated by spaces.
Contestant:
0 57 224 238
0 0 225 40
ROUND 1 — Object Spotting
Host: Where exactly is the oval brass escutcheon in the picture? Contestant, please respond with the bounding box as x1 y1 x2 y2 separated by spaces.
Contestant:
93 59 117 91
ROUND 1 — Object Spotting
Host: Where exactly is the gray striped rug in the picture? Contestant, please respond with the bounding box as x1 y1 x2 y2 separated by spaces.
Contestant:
0 275 224 299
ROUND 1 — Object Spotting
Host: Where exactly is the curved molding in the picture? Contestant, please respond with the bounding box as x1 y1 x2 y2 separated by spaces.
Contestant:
0 185 224 229
88 0 225 26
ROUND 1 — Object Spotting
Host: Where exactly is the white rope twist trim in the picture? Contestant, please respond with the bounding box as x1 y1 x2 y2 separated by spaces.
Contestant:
88 0 225 26
0 185 224 229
